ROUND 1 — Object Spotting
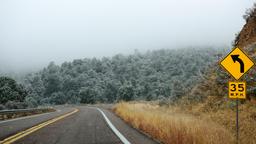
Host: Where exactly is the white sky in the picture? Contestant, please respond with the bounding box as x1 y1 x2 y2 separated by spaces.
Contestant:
0 0 255 72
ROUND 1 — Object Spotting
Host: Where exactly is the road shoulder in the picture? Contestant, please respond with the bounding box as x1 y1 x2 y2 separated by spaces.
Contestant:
100 108 159 144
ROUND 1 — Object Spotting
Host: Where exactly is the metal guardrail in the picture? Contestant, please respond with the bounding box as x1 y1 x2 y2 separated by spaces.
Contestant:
0 107 53 115
0 107 55 121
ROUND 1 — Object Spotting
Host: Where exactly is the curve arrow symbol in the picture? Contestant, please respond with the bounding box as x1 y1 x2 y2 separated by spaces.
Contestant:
231 55 244 73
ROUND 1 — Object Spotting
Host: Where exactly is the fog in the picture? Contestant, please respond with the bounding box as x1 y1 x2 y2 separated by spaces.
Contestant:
0 0 255 72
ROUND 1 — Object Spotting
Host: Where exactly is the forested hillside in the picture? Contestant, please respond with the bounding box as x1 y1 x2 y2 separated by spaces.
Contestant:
23 48 225 105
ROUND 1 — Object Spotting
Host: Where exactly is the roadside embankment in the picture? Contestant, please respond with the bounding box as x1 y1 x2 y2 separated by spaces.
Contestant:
113 102 234 144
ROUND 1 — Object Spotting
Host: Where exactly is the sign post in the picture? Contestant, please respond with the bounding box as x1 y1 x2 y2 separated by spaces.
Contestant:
220 47 254 144
228 81 246 143
236 98 239 143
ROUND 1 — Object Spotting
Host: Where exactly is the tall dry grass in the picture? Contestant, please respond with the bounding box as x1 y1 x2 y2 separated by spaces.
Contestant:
114 102 234 144
190 97 256 144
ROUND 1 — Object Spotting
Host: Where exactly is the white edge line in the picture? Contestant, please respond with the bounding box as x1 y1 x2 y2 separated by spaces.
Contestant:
0 109 60 124
96 108 131 144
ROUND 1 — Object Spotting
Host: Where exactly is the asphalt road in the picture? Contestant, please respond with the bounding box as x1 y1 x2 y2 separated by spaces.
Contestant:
0 106 157 144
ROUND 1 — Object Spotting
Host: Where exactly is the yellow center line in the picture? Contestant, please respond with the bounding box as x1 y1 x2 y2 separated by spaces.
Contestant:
1 108 79 144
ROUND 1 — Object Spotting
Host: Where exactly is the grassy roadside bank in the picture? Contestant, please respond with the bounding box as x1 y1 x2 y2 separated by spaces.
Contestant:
113 102 236 144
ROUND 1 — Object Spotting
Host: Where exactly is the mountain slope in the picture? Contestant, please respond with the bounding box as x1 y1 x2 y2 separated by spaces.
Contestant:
235 3 256 49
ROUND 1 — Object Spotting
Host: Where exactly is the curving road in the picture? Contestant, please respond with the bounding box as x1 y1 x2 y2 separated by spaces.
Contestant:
0 106 157 144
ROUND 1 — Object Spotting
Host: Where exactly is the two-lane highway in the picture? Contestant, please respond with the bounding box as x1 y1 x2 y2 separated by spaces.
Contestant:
0 106 157 144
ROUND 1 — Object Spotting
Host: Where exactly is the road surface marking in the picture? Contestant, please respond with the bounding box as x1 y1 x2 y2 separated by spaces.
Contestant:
96 108 131 144
1 108 79 144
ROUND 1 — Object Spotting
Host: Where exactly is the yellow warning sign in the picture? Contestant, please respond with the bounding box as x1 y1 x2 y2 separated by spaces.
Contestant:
220 47 254 80
228 81 246 99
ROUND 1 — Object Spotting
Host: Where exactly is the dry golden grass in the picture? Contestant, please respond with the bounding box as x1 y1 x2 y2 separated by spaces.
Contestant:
183 97 256 144
178 71 256 144
114 102 234 144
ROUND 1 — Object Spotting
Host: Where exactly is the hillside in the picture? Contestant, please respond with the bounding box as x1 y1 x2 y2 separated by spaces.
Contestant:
236 3 256 49
23 48 223 106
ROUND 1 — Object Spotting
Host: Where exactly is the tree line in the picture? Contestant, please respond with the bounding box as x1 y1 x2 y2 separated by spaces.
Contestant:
0 48 225 109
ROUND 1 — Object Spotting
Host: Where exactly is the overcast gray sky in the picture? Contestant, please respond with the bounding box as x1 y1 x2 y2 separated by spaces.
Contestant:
0 0 255 72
